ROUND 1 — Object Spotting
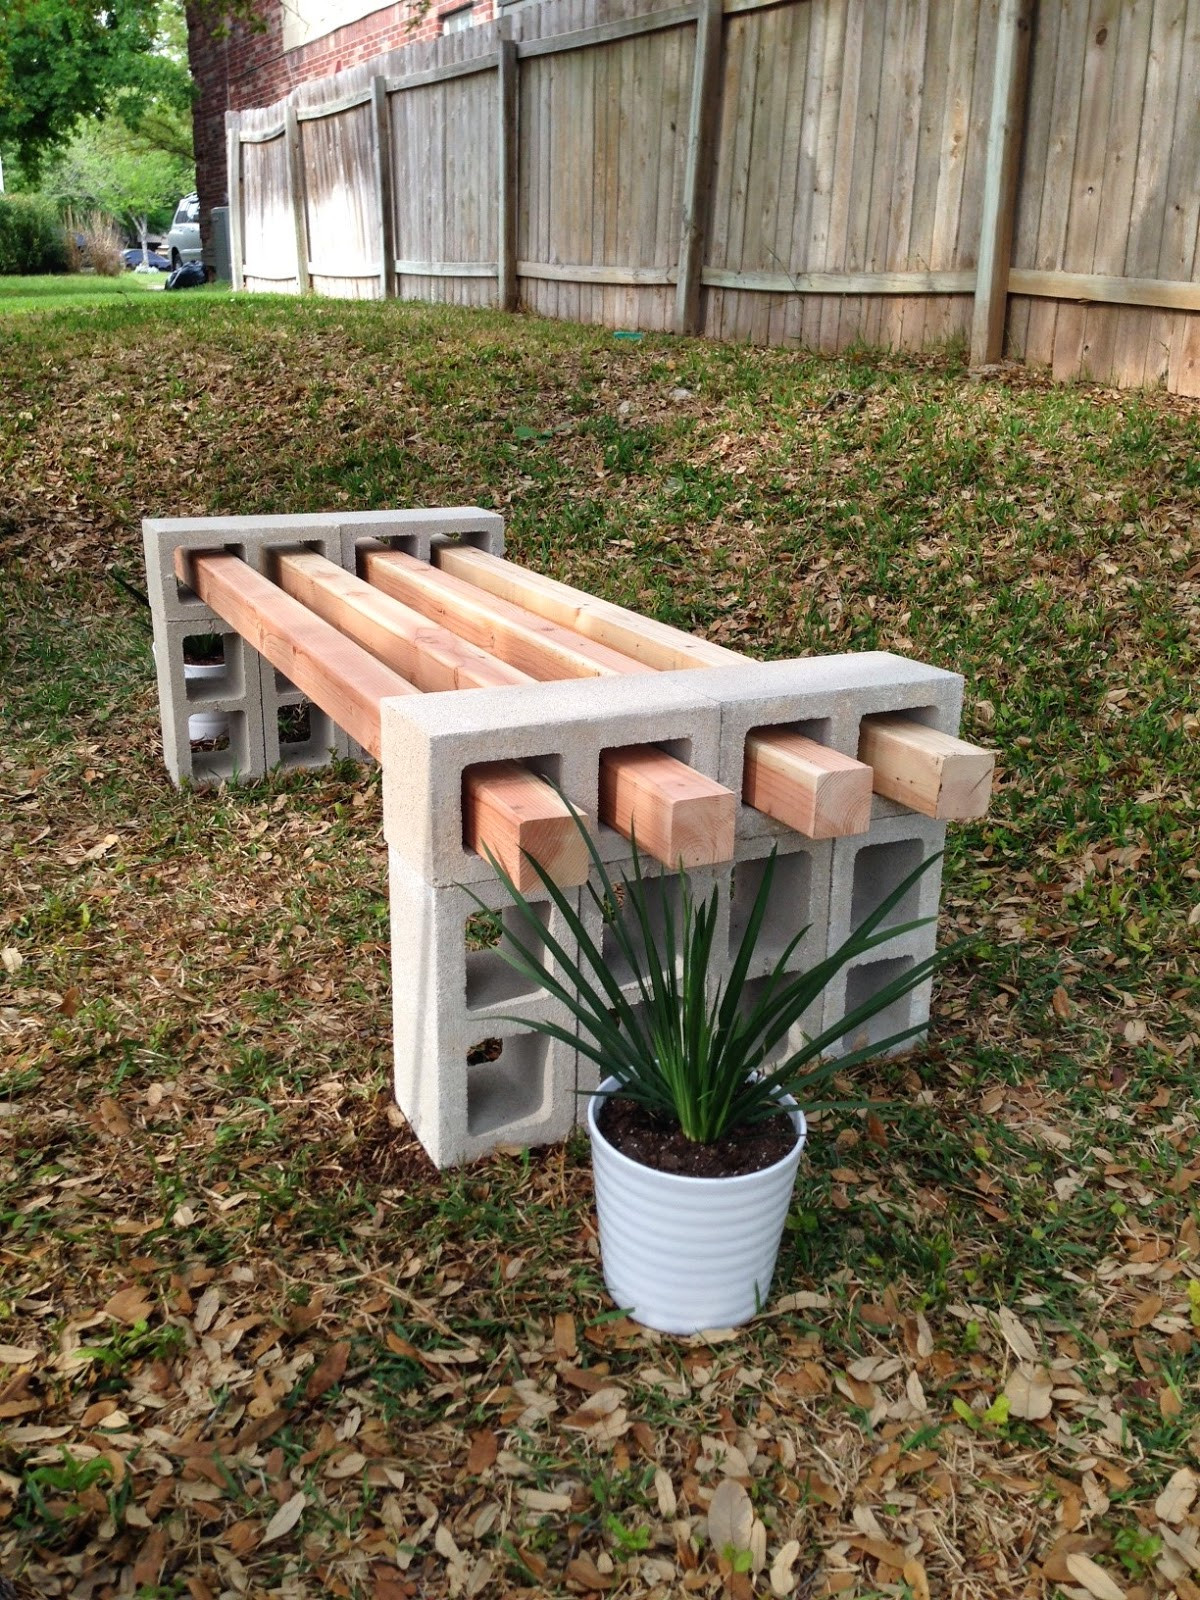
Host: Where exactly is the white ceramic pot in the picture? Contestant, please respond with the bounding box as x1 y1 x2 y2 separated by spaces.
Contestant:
184 661 229 743
587 1077 807 1334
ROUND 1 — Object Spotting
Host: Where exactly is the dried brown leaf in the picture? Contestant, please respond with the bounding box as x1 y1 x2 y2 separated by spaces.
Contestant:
262 1490 306 1545
104 1286 153 1325
1064 1552 1127 1600
1155 1466 1199 1524
305 1339 351 1400
1003 1363 1054 1419
466 1429 498 1474
707 1477 754 1555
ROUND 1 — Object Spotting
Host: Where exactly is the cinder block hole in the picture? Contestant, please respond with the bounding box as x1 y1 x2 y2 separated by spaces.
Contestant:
466 1035 548 1136
730 850 812 960
173 544 247 605
275 669 298 695
183 634 238 702
748 714 832 749
192 711 245 779
737 976 797 1065
465 903 550 1009
851 839 925 931
278 702 312 746
601 873 681 984
841 956 916 1054
856 703 939 756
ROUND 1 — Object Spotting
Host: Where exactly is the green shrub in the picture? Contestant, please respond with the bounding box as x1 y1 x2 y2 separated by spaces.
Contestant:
0 194 69 275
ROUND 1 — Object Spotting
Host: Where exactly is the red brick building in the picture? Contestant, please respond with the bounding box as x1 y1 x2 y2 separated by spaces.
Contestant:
186 0 500 265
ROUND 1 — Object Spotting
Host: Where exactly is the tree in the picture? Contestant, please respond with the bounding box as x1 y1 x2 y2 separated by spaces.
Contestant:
39 109 194 257
0 0 192 179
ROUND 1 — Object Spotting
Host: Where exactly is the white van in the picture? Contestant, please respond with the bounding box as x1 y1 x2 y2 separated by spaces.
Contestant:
165 193 201 269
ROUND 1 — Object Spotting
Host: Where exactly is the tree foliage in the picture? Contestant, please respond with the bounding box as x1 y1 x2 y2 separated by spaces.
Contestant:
0 0 192 178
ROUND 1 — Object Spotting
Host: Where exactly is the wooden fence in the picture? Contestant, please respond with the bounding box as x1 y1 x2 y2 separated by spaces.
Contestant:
227 0 1200 395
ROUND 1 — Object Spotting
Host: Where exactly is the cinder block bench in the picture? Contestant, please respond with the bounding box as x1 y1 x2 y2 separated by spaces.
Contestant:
143 509 992 1168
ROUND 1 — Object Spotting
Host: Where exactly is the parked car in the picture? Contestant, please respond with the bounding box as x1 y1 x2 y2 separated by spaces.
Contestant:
165 193 201 269
123 247 171 271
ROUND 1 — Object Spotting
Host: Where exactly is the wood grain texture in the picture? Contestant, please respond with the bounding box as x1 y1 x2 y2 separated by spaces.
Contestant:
463 762 591 889
364 548 650 678
857 713 994 820
431 544 744 670
273 550 530 691
174 549 416 758
742 731 873 838
600 745 737 866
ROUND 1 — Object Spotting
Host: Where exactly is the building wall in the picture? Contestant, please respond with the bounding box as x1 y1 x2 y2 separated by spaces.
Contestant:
186 0 500 267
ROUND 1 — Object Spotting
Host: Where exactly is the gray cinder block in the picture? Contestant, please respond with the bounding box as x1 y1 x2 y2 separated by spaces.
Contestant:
388 849 581 1166
821 809 948 1057
379 671 725 886
702 652 964 842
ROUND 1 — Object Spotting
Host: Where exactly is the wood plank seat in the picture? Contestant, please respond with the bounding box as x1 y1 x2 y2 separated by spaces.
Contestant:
428 546 994 825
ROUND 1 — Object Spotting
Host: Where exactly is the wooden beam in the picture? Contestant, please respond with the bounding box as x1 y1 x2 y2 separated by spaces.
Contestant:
742 732 873 839
516 3 695 60
429 547 893 840
517 262 675 286
294 87 373 121
272 549 531 692
175 548 416 757
675 0 724 335
174 550 585 886
969 0 1033 366
363 547 648 679
371 77 395 301
600 746 736 868
431 544 744 670
1006 269 1200 314
496 29 518 312
284 102 311 294
363 549 737 868
386 53 499 93
700 268 976 295
225 112 245 294
394 260 497 278
464 763 590 891
857 714 994 820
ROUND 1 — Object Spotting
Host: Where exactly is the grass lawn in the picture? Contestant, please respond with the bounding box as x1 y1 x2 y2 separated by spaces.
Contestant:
0 272 180 316
1 281 1198 1599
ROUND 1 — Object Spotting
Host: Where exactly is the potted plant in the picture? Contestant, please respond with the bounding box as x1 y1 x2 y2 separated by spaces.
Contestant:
479 812 959 1334
182 632 229 744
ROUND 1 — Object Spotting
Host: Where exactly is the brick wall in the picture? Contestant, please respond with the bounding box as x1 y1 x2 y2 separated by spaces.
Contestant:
186 0 500 267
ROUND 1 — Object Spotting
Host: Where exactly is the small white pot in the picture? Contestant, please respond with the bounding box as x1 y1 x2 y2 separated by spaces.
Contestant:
587 1077 807 1334
184 661 229 743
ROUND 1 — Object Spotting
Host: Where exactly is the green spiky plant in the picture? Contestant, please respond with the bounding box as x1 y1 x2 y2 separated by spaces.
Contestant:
478 806 964 1146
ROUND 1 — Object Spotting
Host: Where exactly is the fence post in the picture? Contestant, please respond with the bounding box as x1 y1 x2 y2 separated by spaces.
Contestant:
969 0 1033 366
371 76 395 300
497 24 519 312
225 111 245 293
674 0 724 337
284 101 311 293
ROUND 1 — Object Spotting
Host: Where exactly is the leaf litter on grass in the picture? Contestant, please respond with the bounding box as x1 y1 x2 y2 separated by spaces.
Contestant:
1 293 1199 1597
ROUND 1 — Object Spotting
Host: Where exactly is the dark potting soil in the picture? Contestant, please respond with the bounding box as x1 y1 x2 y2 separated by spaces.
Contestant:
597 1095 798 1178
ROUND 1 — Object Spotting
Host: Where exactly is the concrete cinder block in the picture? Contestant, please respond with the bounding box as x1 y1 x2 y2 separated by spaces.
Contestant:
388 849 581 1166
341 508 505 573
261 660 353 774
702 653 964 842
150 614 269 787
380 672 725 886
143 514 346 627
820 810 947 1058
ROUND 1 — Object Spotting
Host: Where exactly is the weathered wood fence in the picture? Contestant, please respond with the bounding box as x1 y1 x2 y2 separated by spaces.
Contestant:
227 0 1200 394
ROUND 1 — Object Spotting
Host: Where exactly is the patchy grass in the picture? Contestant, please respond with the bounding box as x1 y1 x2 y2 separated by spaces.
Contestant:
1 291 1198 1600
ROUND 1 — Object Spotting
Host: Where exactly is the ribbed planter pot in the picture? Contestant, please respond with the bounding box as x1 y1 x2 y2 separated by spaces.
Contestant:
587 1077 807 1334
183 661 229 743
